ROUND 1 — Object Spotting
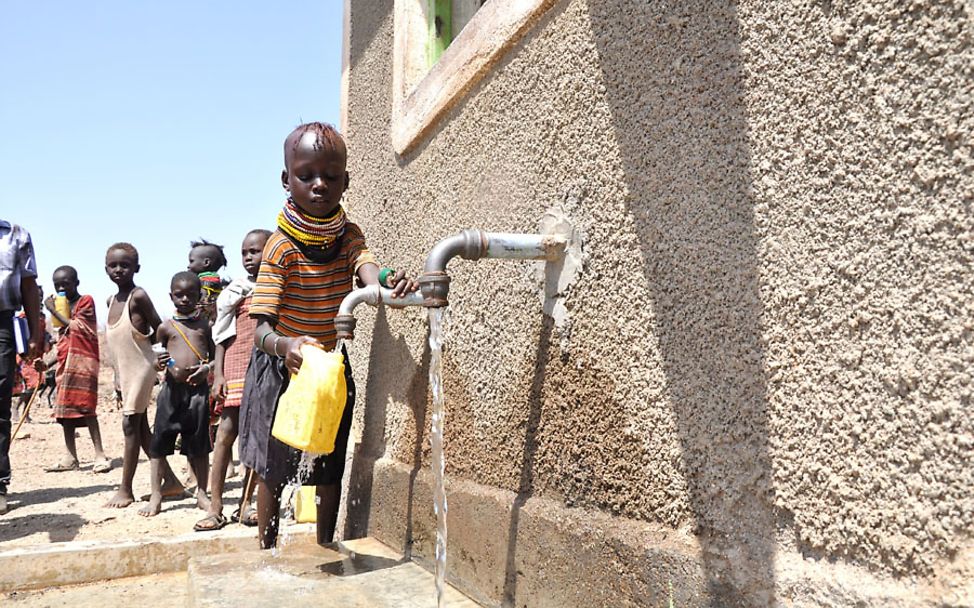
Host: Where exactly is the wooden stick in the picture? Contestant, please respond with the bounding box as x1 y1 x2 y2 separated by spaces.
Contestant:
11 386 40 443
239 467 256 514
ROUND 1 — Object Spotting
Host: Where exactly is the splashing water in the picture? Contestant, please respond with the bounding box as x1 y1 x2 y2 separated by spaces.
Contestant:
428 307 449 608
273 450 320 556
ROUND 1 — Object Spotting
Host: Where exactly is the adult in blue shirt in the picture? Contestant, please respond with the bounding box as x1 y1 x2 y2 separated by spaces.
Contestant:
0 220 42 514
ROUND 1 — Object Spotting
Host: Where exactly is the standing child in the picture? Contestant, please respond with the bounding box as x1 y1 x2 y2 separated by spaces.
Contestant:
104 243 184 508
194 228 269 532
187 239 228 322
140 271 214 517
240 122 416 549
41 266 110 474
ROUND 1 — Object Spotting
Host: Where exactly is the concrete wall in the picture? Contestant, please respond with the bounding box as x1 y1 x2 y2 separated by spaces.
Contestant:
341 1 973 605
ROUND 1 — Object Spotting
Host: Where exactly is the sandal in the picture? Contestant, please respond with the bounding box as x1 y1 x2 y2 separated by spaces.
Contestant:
92 460 112 474
231 507 259 527
194 513 228 532
44 460 79 472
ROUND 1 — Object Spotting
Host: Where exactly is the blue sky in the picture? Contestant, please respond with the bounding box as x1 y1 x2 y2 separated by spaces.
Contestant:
0 1 343 325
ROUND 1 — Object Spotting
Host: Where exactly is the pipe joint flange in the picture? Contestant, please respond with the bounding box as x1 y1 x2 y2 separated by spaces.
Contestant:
459 229 489 261
418 272 451 308
333 314 357 341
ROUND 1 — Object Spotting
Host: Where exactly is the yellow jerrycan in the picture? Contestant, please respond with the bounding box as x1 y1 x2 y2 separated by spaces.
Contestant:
272 344 347 454
295 486 318 523
52 291 71 328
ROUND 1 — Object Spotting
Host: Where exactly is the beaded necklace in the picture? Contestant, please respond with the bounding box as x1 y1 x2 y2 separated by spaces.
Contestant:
198 271 223 299
277 198 347 247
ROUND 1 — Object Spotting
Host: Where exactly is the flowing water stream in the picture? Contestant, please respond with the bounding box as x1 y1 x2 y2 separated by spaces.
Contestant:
428 307 450 608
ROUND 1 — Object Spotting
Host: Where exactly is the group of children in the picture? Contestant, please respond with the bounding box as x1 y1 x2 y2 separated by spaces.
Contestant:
22 122 416 547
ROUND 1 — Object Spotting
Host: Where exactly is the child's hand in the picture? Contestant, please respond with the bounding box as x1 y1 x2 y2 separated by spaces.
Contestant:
43 295 56 313
211 373 226 401
284 335 318 375
155 350 171 371
186 363 210 386
389 270 419 298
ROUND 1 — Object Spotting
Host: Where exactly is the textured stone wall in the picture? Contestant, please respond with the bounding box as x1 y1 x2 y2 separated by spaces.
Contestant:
342 0 973 604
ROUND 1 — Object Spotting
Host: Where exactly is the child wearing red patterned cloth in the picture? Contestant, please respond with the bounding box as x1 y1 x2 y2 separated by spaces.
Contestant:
40 266 110 474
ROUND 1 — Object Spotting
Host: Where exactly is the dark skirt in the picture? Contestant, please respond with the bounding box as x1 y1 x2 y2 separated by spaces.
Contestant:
238 347 355 487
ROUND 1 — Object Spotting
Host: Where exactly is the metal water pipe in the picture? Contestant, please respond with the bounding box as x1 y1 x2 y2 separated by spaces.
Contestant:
334 285 424 340
418 229 567 308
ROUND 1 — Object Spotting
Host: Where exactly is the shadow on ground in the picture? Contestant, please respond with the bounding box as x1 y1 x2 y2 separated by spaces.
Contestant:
0 513 87 543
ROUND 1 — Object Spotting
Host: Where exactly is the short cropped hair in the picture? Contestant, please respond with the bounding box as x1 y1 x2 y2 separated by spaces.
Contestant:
189 238 227 269
284 122 346 163
106 242 139 265
247 228 272 241
53 265 78 280
171 270 201 290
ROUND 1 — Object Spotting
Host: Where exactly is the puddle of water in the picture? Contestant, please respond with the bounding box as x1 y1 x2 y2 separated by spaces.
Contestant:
428 307 450 608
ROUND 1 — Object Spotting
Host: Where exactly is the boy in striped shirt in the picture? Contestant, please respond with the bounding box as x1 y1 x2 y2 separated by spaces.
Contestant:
239 122 416 549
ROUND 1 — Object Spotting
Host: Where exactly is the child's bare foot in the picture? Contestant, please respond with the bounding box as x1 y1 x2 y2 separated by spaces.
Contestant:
196 489 211 511
138 493 162 517
105 489 135 508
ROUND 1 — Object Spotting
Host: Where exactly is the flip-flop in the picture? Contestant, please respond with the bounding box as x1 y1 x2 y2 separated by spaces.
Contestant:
194 513 228 532
44 460 79 472
92 460 112 474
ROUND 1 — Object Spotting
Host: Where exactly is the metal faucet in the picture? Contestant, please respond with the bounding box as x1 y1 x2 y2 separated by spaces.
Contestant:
333 285 424 340
418 229 567 307
333 229 567 340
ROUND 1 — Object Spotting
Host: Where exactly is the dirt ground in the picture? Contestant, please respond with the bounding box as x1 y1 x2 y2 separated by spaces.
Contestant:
0 358 254 550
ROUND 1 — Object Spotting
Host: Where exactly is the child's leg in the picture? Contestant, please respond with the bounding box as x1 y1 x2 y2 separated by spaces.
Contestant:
188 453 210 511
47 421 79 470
85 416 109 467
137 456 164 517
137 413 183 496
205 408 239 518
315 483 342 545
106 413 141 507
256 475 282 550
14 391 31 423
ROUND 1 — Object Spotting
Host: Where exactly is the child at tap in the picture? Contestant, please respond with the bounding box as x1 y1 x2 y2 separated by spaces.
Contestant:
140 271 214 517
40 266 111 474
104 243 184 508
193 228 270 532
240 122 416 549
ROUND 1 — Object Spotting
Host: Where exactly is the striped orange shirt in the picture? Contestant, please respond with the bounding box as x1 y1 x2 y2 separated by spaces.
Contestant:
249 223 377 349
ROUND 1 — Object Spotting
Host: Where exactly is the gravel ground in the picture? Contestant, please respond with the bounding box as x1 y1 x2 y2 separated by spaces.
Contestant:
0 362 253 550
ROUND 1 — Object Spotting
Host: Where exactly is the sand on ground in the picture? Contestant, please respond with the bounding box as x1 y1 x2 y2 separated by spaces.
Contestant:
0 346 254 550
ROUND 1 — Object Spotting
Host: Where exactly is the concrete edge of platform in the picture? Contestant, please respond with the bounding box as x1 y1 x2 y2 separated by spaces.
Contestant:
0 524 316 593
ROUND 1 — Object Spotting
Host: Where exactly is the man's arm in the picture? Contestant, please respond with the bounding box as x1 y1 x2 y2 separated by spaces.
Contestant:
21 275 42 360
